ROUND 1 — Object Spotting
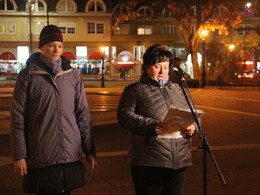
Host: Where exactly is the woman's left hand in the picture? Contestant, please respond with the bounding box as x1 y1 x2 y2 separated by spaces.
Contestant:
86 154 97 171
181 124 196 137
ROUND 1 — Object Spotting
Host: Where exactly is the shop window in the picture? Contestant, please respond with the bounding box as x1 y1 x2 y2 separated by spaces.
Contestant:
134 45 145 61
26 0 47 12
31 21 46 34
163 25 177 35
86 0 106 12
0 0 16 11
87 22 104 34
137 26 152 35
58 22 76 34
0 21 16 34
56 0 77 12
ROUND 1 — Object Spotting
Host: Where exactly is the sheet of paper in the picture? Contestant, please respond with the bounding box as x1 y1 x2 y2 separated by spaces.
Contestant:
157 108 204 139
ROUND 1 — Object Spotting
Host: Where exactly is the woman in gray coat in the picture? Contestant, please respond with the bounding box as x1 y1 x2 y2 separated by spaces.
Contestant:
117 44 197 195
11 25 97 195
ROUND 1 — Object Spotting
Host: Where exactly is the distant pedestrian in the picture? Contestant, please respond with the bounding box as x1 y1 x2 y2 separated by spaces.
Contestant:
10 25 97 195
117 44 198 195
169 57 188 83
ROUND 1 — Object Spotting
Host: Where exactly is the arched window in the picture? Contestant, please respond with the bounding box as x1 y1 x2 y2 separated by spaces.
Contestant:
86 0 106 13
162 8 172 17
56 0 77 13
213 6 229 18
190 6 197 16
112 4 128 17
0 0 17 11
26 0 47 12
137 6 153 18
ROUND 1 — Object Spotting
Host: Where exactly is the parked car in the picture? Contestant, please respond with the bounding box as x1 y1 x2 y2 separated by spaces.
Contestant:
236 70 260 79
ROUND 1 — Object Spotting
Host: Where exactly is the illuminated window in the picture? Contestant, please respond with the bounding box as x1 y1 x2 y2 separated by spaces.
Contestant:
56 0 77 12
27 0 46 12
137 26 152 35
87 22 104 34
0 21 16 34
86 0 106 12
58 22 76 34
0 0 16 11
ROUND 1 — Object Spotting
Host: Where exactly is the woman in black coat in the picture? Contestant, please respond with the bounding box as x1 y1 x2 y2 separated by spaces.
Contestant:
117 44 197 195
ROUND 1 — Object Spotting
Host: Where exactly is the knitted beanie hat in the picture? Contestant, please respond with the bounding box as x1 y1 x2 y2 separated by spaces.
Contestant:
39 25 63 48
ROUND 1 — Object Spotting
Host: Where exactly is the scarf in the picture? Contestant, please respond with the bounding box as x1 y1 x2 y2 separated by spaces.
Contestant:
40 54 62 74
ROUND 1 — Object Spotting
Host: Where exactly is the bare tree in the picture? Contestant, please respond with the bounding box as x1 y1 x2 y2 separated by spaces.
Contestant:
112 0 258 80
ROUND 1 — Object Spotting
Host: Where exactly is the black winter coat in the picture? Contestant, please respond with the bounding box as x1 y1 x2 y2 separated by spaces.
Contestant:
117 73 195 170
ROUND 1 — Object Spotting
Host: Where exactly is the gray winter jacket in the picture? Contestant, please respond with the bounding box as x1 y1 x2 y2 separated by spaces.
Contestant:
117 73 195 170
10 53 95 169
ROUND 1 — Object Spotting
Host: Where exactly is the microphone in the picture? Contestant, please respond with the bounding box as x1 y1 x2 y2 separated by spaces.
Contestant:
173 67 185 82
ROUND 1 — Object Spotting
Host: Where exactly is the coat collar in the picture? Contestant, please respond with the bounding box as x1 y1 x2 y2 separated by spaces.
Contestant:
139 73 171 87
26 52 72 71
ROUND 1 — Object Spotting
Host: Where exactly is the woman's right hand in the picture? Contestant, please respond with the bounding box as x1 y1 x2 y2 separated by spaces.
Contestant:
14 158 27 176
156 121 167 134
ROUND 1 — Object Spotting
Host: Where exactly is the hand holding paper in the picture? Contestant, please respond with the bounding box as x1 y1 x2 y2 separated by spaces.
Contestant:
157 108 204 138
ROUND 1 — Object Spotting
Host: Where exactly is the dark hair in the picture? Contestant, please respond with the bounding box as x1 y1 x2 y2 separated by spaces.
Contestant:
142 44 174 71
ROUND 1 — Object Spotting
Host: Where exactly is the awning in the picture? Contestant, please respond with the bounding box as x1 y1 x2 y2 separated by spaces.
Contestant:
0 52 16 60
88 52 103 60
62 52 75 60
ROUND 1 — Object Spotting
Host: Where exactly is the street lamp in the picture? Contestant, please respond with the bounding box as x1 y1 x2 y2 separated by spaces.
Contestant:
46 0 49 25
28 0 33 55
243 2 252 67
199 29 209 88
228 44 236 52
100 46 105 88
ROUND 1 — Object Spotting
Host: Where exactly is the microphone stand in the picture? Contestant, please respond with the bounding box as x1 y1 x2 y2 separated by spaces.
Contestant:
175 73 226 195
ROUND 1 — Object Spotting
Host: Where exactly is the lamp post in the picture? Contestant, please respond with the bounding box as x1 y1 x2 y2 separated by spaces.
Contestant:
199 29 209 88
28 0 33 55
46 0 49 25
100 47 105 88
243 2 252 67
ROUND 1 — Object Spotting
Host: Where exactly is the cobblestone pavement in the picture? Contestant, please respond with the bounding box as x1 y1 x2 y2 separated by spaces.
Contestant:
1 88 260 195
1 123 260 195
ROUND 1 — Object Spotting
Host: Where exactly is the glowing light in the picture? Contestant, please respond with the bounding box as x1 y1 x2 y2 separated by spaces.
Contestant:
228 44 235 51
245 2 252 8
199 29 209 40
122 57 128 62
100 47 105 53
117 61 134 65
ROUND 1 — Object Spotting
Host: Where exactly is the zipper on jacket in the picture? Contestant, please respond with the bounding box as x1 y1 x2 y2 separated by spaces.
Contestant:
60 166 65 193
175 140 179 168
160 87 173 108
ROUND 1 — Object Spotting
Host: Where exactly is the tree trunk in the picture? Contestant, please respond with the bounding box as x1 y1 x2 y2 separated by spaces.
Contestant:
190 36 201 80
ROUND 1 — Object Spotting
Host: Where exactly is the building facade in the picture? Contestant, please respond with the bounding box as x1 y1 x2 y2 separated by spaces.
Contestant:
0 0 259 80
